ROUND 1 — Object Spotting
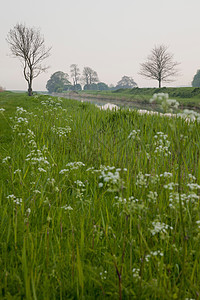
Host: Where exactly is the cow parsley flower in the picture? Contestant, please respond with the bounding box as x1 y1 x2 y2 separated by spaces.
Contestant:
128 129 140 140
150 221 173 235
38 167 47 173
2 156 11 163
61 205 73 210
136 172 148 188
154 132 171 157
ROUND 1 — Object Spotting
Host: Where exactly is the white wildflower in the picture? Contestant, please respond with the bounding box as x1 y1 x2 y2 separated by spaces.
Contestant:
65 161 85 170
160 172 173 178
128 129 140 140
38 167 47 173
164 182 178 190
147 191 158 203
61 205 73 210
26 208 31 214
132 268 140 279
74 180 85 187
136 172 148 188
150 221 173 235
33 190 41 194
2 156 11 163
14 198 22 205
7 194 16 200
59 169 69 174
187 183 200 190
14 169 21 174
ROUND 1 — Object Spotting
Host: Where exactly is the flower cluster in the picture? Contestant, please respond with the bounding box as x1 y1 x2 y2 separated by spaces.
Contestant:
2 156 11 164
150 221 173 236
162 174 200 209
99 270 107 280
11 106 31 134
114 195 138 205
136 172 148 188
61 205 73 211
154 132 171 157
132 268 140 279
150 93 179 113
169 191 199 209
128 129 140 140
147 191 158 203
74 180 86 201
98 165 125 191
25 149 50 168
52 125 71 137
7 194 22 206
40 97 63 109
145 250 164 262
177 109 200 123
59 161 85 174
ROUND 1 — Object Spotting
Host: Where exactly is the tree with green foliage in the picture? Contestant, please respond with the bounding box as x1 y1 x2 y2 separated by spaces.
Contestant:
192 70 200 87
139 45 179 88
116 76 137 89
84 83 98 90
63 83 82 91
7 23 51 96
63 84 74 91
46 71 71 93
84 82 109 91
73 84 82 91
97 82 109 90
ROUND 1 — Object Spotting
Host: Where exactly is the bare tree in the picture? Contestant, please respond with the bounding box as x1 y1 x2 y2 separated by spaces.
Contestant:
82 67 99 85
139 45 180 88
70 64 80 86
7 23 51 96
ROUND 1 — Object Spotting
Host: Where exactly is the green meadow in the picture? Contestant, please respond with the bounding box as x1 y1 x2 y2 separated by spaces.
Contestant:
0 92 200 299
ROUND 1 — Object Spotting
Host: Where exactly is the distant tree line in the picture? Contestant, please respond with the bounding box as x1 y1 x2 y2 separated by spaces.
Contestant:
46 66 138 93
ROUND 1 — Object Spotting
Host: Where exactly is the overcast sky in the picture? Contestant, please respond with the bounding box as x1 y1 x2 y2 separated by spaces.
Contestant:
0 0 200 91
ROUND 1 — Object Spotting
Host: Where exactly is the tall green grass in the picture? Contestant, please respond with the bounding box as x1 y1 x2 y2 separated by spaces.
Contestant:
0 92 200 299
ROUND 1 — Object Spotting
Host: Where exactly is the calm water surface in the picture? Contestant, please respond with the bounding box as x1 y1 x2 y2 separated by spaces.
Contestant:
60 94 159 112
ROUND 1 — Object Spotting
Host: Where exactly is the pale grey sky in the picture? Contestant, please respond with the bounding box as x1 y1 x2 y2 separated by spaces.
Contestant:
0 0 200 91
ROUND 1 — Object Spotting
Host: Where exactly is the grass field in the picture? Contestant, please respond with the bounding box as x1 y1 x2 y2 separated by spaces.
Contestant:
0 92 200 299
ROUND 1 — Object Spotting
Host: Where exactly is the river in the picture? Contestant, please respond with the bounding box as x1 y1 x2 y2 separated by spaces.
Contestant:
54 93 160 112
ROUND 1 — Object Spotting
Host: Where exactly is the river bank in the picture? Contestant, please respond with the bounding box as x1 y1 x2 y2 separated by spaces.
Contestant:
52 91 200 113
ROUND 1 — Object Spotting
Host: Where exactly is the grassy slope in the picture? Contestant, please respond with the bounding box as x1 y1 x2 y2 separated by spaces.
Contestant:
0 92 200 299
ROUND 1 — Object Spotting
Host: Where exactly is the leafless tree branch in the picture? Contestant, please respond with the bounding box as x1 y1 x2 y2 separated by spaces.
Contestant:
139 45 180 88
6 23 51 95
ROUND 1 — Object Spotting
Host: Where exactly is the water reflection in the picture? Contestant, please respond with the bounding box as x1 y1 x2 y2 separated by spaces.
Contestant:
60 93 160 112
